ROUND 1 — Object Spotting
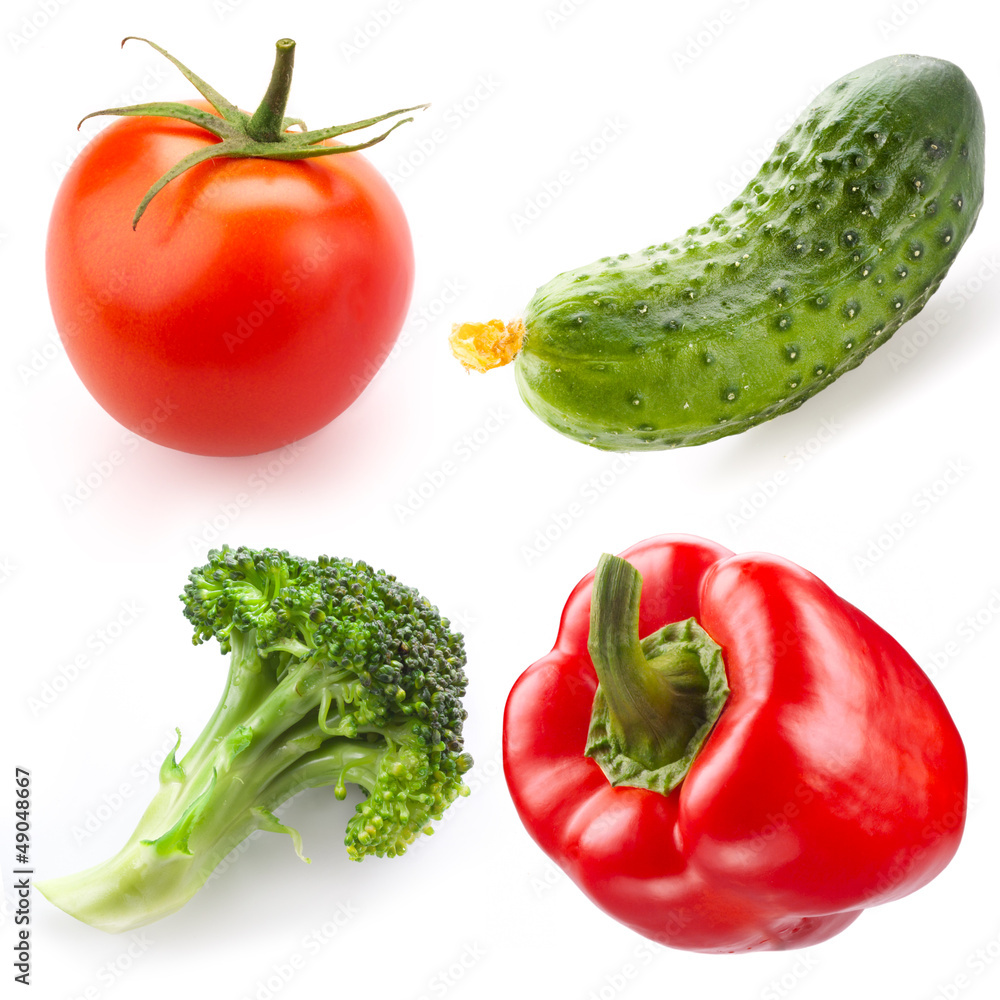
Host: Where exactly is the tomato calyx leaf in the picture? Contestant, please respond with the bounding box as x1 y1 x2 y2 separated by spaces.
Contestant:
79 36 428 229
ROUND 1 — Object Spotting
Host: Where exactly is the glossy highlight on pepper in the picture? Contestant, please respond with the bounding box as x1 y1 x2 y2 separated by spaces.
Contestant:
502 534 967 953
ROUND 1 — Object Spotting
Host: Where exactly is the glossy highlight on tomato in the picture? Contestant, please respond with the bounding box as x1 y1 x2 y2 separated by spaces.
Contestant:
47 99 413 456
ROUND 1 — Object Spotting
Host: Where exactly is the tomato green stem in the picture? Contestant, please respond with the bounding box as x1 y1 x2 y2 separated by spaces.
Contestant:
77 36 428 228
585 554 729 793
247 38 297 143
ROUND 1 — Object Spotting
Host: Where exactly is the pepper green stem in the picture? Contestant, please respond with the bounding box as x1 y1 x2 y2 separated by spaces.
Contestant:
247 38 296 143
585 554 729 794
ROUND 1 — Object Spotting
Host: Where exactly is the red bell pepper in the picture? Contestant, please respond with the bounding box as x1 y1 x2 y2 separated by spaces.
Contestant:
503 534 967 953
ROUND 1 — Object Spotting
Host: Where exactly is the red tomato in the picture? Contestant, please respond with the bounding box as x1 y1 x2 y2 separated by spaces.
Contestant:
47 102 414 456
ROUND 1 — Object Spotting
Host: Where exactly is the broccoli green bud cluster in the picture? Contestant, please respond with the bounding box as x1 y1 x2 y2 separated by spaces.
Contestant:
37 547 472 933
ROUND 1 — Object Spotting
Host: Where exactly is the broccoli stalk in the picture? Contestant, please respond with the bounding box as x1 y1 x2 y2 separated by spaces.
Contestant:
37 547 472 933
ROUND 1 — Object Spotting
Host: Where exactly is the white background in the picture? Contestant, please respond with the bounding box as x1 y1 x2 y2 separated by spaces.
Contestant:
3 0 999 997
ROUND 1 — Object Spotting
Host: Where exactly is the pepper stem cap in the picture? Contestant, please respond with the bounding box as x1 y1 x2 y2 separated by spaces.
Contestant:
586 553 729 794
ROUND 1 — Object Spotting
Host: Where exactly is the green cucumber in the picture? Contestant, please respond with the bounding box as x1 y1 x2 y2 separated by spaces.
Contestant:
457 55 984 450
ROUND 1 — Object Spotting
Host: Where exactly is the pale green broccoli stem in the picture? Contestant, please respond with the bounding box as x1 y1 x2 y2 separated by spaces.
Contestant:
38 639 371 933
36 738 382 933
123 631 276 837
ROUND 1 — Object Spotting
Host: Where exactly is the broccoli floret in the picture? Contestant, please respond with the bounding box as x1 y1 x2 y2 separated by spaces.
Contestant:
37 546 472 933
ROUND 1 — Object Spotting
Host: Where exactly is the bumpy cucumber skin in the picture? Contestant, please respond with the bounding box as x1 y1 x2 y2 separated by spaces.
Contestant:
516 55 984 450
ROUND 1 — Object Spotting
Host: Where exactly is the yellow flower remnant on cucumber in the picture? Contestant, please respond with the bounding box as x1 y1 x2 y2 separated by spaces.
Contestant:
450 318 524 373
